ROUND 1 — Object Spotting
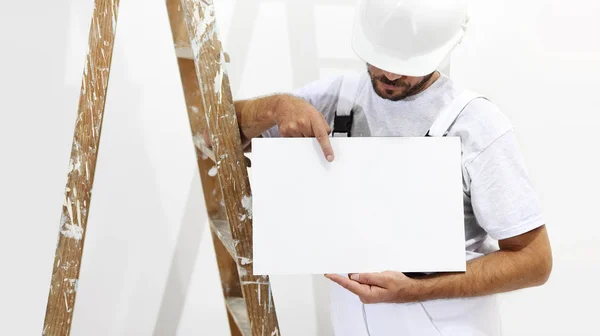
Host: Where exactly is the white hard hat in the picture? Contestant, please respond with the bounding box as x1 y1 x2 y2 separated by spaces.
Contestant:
352 0 471 77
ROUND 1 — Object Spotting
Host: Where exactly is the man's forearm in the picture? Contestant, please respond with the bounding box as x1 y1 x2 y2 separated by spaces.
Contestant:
235 94 286 145
416 233 552 301
234 93 335 159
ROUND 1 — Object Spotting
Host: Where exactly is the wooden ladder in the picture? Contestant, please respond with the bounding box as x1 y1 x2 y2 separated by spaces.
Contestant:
166 0 280 335
43 0 279 335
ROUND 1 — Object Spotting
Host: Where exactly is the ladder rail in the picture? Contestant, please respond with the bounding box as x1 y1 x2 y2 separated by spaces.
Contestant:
166 5 246 333
167 0 280 335
42 1 121 334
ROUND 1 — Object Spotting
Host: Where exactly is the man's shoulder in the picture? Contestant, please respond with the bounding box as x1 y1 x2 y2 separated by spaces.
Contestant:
449 90 514 161
457 96 512 130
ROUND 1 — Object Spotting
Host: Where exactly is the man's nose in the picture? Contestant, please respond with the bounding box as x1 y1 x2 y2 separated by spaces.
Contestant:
383 71 403 81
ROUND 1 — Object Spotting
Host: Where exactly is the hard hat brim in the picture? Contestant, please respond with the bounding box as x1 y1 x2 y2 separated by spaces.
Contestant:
351 20 464 77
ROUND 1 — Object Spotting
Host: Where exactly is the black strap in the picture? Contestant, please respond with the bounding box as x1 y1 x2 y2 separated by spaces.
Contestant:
333 109 354 137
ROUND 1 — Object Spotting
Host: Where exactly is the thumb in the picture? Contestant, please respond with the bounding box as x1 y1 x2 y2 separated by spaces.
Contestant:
350 273 389 287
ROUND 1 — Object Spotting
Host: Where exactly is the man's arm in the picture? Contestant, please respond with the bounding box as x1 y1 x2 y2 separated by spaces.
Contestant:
204 94 335 161
233 97 280 146
418 224 552 300
325 225 552 304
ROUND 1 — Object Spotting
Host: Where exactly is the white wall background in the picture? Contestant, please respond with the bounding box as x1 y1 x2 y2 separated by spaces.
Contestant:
0 0 598 335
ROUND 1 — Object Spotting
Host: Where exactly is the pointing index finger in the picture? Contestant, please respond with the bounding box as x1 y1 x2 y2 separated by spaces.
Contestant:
312 118 334 162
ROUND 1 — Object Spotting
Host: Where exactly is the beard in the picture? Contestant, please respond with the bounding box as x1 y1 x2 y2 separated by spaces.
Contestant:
368 68 434 101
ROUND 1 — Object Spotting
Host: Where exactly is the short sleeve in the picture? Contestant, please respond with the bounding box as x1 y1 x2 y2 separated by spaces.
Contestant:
262 74 344 138
466 130 545 240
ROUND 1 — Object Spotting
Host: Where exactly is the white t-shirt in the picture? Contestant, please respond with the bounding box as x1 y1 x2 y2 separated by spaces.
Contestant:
264 71 545 257
263 71 545 335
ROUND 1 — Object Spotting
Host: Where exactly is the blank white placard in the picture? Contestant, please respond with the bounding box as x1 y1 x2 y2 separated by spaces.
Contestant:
251 137 466 275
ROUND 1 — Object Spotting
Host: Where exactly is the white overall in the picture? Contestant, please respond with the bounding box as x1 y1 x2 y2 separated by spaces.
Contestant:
329 73 503 336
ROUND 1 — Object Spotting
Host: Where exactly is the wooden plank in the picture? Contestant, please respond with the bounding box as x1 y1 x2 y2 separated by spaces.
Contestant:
195 136 217 163
165 4 249 336
175 46 234 63
175 46 194 59
166 2 218 162
166 0 190 48
227 309 245 336
210 219 236 259
211 229 243 298
43 1 120 335
225 298 252 336
178 0 280 335
176 46 230 62
176 56 217 163
173 53 242 301
192 113 224 218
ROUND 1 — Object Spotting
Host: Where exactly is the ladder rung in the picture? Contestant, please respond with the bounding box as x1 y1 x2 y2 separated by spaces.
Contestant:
194 137 216 162
175 46 193 59
225 297 252 336
210 219 236 259
177 46 230 64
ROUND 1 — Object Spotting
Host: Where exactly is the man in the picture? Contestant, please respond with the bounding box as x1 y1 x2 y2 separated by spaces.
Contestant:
226 0 552 334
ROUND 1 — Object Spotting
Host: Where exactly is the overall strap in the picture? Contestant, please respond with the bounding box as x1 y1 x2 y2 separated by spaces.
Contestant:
426 90 486 137
333 72 362 137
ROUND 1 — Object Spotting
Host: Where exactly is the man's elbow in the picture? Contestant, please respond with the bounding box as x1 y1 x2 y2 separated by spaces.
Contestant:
532 248 553 286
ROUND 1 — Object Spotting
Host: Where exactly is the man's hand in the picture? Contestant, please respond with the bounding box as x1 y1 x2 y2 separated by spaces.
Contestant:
326 226 552 304
273 95 334 162
205 94 335 162
325 272 422 304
